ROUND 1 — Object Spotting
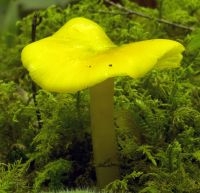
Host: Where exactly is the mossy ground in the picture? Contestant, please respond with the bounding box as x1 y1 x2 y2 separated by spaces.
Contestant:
0 0 200 193
41 189 96 193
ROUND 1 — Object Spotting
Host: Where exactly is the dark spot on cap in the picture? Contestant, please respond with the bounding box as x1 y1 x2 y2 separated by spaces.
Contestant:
108 64 112 67
88 65 92 68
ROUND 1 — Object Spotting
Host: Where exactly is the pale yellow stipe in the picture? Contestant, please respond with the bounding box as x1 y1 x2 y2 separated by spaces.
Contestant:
21 17 185 93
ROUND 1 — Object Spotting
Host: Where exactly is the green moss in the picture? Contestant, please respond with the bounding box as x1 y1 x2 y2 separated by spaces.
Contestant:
0 0 200 192
41 190 96 193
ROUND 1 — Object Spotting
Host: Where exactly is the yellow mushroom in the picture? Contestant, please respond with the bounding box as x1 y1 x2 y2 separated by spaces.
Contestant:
21 17 185 188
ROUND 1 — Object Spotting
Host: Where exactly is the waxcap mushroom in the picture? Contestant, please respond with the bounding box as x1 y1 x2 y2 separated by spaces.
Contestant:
21 17 185 93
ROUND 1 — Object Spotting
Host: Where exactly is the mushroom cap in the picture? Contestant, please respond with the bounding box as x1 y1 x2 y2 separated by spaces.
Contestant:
21 17 185 93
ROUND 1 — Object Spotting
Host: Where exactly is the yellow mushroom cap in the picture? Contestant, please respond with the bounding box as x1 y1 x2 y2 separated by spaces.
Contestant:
21 17 185 93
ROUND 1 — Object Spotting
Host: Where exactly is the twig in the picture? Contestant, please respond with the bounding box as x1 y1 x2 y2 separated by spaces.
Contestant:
31 12 43 130
31 12 42 42
76 91 83 129
104 0 194 31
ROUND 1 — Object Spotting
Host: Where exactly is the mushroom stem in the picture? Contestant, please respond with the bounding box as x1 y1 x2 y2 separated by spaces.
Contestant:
90 78 120 188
